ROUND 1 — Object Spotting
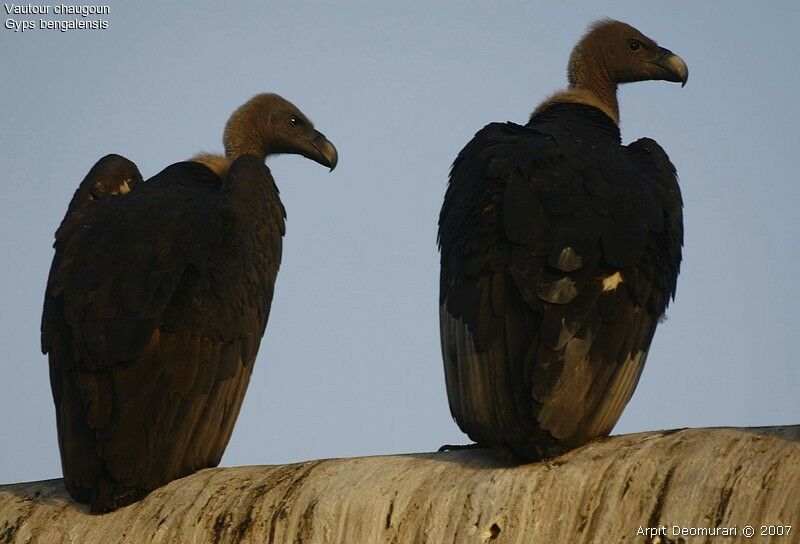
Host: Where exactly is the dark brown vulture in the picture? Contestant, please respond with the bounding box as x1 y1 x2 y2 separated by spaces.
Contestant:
438 20 687 461
41 93 337 512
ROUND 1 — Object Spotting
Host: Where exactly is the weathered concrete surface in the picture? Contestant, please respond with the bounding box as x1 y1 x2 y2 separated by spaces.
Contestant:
1 426 798 543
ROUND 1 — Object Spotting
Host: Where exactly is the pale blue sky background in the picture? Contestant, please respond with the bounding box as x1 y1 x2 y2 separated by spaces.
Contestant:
1 1 798 484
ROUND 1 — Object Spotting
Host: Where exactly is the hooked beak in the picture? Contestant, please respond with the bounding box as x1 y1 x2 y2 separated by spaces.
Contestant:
305 130 338 171
657 48 689 87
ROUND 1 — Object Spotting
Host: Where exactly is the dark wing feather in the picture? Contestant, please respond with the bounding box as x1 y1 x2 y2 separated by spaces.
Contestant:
439 123 560 455
438 117 682 459
42 155 284 511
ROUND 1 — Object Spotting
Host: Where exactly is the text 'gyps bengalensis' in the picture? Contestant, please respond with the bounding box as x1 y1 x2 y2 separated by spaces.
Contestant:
438 20 686 461
41 93 337 512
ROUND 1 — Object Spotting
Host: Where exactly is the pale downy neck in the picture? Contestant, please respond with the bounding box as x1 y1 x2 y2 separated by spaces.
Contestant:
532 41 620 125
191 103 270 178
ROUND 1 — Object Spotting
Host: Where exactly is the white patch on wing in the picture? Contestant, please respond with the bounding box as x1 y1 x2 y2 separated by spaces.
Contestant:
106 178 133 195
602 271 623 292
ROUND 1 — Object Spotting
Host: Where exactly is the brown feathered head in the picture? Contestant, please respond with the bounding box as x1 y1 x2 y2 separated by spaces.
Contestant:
535 20 688 124
192 93 337 177
568 19 688 88
224 93 338 169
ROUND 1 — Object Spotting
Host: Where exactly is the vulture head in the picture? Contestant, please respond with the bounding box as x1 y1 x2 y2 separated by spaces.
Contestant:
194 93 338 176
569 20 688 87
536 19 688 124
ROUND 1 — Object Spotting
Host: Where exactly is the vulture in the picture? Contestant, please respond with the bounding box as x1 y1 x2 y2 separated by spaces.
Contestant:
438 20 687 461
41 93 337 512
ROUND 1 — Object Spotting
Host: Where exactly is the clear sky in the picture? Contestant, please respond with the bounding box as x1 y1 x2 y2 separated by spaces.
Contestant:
1 1 798 485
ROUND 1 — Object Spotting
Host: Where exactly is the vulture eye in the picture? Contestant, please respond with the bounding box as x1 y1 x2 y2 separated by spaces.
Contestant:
290 116 302 127
628 39 641 51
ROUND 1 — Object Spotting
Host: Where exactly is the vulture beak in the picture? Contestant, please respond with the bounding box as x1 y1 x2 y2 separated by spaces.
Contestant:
305 130 338 171
657 48 689 87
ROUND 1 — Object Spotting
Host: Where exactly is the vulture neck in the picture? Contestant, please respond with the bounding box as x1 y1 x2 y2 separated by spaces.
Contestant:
190 146 267 179
533 85 619 126
533 46 620 125
569 66 619 124
191 110 272 178
225 141 269 163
